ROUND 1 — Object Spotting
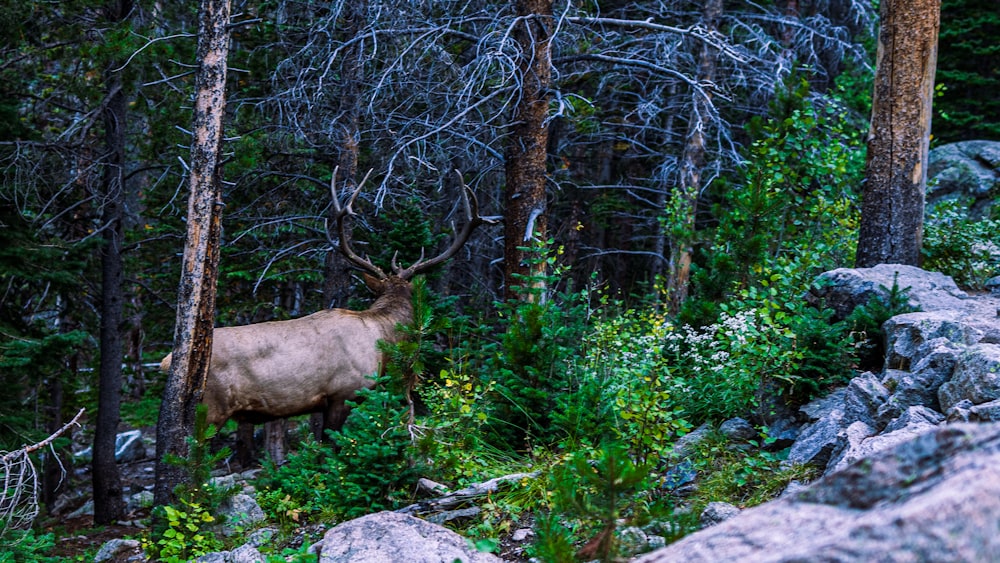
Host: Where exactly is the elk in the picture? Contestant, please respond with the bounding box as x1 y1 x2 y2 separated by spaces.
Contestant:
160 170 493 445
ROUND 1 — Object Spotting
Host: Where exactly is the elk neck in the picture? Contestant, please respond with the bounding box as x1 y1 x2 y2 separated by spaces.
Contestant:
364 277 415 327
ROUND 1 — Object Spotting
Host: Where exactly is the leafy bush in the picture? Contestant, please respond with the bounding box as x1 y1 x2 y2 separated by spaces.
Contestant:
151 501 224 562
0 529 59 563
923 198 1000 289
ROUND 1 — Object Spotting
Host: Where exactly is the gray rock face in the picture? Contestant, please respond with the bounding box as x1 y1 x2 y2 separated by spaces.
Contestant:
885 311 988 370
927 140 1000 219
718 418 756 442
217 493 266 532
785 408 844 467
316 511 501 563
938 343 1000 412
699 502 740 527
841 371 888 428
94 539 143 562
634 423 1000 562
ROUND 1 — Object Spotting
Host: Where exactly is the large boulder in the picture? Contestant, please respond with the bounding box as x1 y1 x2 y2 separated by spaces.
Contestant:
927 140 1000 219
808 264 970 321
315 511 500 563
634 423 1000 562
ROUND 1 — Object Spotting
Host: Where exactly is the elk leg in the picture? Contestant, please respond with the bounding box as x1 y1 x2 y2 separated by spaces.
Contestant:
236 421 255 468
263 419 288 466
309 412 325 442
324 399 351 437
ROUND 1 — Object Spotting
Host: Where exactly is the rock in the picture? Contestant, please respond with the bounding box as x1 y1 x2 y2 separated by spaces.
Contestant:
946 399 975 423
718 418 756 442
68 499 94 519
217 493 266 533
670 423 713 459
510 528 533 542
126 490 154 513
785 408 844 467
883 339 963 412
884 311 985 370
799 388 847 422
94 538 143 562
194 553 228 563
828 407 942 474
633 423 1000 562
699 502 740 527
316 511 500 563
927 140 1000 219
245 526 277 548
618 526 651 556
659 460 697 494
825 421 875 475
228 544 265 563
114 430 146 463
938 343 1000 412
809 264 968 321
969 398 1000 422
841 372 888 428
74 430 147 464
760 416 799 451
986 275 1000 296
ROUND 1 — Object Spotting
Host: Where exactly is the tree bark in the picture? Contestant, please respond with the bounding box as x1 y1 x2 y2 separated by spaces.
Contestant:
154 0 231 507
92 0 133 524
666 0 721 312
503 0 553 302
855 0 940 267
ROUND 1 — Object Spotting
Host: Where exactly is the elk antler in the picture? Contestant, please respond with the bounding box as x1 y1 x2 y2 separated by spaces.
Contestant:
394 170 498 280
327 168 496 281
326 167 387 279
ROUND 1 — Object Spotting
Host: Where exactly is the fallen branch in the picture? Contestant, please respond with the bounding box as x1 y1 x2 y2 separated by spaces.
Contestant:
397 471 539 516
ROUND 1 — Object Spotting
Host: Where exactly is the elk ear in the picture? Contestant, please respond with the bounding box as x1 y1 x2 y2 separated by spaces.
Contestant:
361 273 386 295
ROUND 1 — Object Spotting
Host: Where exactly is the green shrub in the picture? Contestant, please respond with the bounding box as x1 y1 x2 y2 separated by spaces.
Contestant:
923 198 1000 289
0 529 59 563
845 274 919 372
529 441 678 562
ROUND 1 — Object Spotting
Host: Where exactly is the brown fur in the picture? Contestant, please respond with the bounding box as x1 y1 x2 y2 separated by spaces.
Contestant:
159 277 413 431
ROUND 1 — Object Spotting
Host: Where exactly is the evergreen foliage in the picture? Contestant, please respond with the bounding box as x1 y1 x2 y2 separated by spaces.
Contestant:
935 0 1000 142
845 275 919 372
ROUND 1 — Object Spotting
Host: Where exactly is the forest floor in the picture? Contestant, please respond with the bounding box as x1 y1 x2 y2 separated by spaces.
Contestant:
41 454 155 559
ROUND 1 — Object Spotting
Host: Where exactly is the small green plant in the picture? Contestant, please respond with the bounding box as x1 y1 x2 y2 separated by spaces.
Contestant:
530 441 670 562
146 404 235 560
845 274 919 371
151 500 224 561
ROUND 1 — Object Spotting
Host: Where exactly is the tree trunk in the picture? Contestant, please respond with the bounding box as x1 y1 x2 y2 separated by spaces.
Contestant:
855 0 940 267
503 0 553 302
666 0 721 312
154 0 231 508
92 0 132 523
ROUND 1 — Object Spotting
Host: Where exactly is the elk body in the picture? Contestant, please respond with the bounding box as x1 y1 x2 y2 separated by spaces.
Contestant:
160 170 492 443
